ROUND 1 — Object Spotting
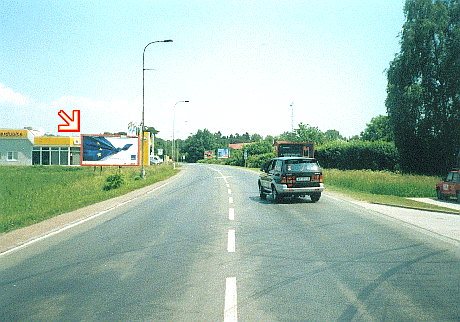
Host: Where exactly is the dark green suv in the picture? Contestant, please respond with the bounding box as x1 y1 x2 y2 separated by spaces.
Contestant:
258 157 324 203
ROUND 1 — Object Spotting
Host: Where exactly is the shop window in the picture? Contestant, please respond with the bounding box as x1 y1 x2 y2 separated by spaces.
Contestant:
70 147 80 165
51 147 59 165
32 150 40 165
32 147 40 165
31 146 77 165
60 147 69 165
42 147 50 165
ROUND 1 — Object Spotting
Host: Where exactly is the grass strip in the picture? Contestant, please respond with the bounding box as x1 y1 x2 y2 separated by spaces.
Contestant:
0 164 179 234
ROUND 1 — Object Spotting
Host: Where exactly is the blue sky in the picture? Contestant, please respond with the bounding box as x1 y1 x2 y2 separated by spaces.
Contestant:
1 0 406 140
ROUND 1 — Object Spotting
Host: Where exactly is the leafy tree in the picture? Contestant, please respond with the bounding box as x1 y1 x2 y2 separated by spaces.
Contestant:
250 133 263 142
360 115 394 142
294 122 325 145
324 129 345 142
241 132 251 143
386 0 460 174
154 137 168 157
182 129 217 163
277 131 297 142
264 135 275 145
348 135 361 142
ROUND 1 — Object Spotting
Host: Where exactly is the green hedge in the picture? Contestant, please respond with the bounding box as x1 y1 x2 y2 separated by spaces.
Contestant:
315 141 399 172
198 150 276 169
247 152 276 169
198 140 399 172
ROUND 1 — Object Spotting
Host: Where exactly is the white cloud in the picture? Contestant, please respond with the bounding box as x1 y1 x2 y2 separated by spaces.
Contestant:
0 83 29 105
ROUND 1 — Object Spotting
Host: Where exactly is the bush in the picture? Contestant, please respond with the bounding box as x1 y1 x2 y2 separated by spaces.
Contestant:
247 152 276 169
103 173 125 191
316 140 399 172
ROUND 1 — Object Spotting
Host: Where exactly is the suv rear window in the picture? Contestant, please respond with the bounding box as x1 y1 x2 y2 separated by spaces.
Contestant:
285 159 320 173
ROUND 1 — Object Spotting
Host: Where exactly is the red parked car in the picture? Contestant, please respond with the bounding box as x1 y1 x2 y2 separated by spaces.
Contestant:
436 169 460 202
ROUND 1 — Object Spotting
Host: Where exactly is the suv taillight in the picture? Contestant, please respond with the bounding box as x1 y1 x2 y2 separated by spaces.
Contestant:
311 174 323 183
281 175 295 187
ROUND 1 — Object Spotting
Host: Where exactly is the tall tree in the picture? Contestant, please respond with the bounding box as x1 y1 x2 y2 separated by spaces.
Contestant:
360 115 394 142
294 123 325 145
386 0 460 174
324 129 345 142
183 129 217 163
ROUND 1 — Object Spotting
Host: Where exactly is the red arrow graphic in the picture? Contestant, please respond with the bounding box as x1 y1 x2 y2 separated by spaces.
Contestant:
58 110 81 132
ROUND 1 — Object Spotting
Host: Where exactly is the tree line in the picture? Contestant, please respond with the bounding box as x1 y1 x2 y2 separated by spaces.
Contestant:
153 115 394 165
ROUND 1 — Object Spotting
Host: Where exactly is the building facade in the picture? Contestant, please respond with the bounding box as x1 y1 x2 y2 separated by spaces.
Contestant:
0 129 80 166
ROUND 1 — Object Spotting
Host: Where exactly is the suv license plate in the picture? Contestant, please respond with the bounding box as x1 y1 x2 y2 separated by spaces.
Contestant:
296 177 310 182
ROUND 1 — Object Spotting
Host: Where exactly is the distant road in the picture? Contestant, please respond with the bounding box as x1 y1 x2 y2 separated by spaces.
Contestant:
1 164 460 321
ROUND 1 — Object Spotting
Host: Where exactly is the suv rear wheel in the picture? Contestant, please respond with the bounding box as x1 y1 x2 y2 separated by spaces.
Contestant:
272 185 281 203
259 182 267 200
310 193 321 202
437 189 443 200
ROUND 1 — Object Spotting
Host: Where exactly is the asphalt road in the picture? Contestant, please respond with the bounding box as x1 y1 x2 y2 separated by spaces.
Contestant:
1 164 460 321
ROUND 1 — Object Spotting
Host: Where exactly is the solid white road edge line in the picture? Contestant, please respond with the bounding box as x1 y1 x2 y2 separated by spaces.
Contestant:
0 181 173 258
228 229 235 253
224 277 238 322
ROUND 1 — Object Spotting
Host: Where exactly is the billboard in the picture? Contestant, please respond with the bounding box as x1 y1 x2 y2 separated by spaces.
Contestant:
80 135 140 166
218 148 230 159
204 150 215 159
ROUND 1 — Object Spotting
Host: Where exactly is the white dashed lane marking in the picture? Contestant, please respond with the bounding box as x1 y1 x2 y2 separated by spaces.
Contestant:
209 166 238 321
224 277 238 322
227 229 235 253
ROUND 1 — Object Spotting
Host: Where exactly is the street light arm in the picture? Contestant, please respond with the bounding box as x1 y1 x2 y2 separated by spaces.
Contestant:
143 39 173 56
174 100 189 107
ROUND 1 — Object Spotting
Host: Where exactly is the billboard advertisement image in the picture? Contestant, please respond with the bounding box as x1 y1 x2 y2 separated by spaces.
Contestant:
81 135 139 166
218 148 230 159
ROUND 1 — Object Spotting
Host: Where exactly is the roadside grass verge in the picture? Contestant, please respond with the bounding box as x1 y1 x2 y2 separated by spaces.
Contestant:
323 169 438 198
0 164 179 234
323 169 459 214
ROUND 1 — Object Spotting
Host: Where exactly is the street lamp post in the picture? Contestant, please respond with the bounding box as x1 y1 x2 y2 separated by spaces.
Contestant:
171 101 189 169
173 100 189 169
141 39 173 179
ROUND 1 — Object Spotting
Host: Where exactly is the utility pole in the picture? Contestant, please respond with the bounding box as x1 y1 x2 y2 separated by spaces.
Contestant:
290 102 294 132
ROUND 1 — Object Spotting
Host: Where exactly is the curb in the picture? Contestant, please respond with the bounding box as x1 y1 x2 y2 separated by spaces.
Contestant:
369 201 460 215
